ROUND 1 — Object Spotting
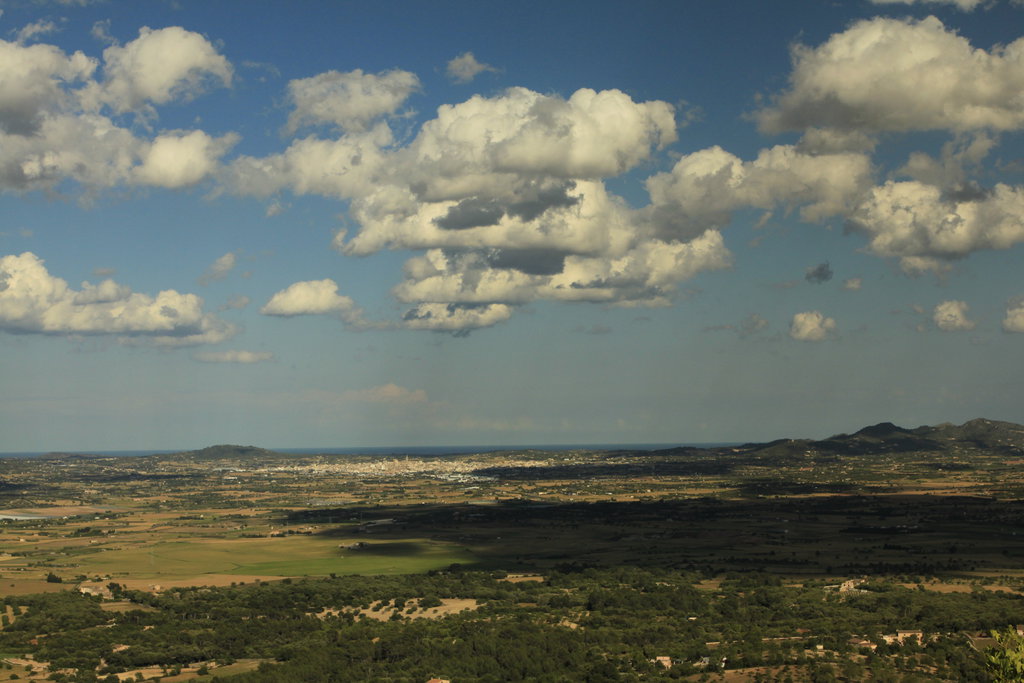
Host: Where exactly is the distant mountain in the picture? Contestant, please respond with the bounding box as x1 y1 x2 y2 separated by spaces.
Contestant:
36 452 108 461
812 422 942 455
100 419 1024 464
914 418 1024 452
742 437 817 459
853 422 908 439
176 445 282 461
747 418 1024 458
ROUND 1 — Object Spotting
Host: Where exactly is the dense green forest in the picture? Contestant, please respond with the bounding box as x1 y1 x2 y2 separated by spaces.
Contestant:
1 566 1020 681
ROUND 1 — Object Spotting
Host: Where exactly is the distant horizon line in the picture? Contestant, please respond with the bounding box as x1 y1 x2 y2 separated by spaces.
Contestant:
6 416 1017 458
0 441 745 459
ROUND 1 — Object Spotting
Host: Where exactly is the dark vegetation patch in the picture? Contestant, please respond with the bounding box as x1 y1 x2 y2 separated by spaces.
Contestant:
282 494 1024 577
2 569 1018 681
471 458 738 479
735 479 868 495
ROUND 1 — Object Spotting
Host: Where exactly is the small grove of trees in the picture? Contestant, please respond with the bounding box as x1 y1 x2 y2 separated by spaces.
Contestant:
987 627 1024 682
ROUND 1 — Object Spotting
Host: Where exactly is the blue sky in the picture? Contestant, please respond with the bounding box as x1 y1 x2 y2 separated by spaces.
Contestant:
2 0 1024 451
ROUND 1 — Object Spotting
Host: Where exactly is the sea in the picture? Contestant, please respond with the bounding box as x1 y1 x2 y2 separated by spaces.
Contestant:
0 442 739 459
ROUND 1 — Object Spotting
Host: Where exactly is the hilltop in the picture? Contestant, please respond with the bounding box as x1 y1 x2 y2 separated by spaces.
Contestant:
733 417 1024 460
835 417 1024 455
174 444 282 461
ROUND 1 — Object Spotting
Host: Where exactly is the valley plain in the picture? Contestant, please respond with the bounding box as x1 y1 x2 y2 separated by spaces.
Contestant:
0 419 1023 681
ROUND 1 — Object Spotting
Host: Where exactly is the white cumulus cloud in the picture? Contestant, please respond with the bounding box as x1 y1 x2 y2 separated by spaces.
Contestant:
0 251 236 346
0 30 233 195
758 16 1024 134
16 19 60 44
134 130 237 189
224 124 394 200
1003 299 1024 332
446 52 496 83
849 180 1024 273
260 278 367 326
284 68 419 134
643 144 872 239
228 85 719 331
87 26 232 114
401 302 513 332
933 299 976 330
789 310 837 341
0 38 95 135
898 133 996 189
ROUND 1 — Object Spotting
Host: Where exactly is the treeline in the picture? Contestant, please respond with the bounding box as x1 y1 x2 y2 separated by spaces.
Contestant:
1 567 1019 681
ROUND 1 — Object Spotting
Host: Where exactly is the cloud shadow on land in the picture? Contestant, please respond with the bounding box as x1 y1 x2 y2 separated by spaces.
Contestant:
286 491 1023 576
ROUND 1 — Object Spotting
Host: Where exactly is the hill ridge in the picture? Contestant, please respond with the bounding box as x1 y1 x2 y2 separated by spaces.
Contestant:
161 418 1024 461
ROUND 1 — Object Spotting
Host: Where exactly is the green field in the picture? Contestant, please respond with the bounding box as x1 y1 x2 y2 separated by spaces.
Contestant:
69 536 474 579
